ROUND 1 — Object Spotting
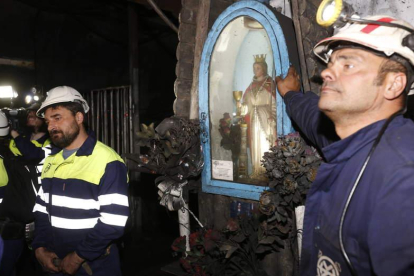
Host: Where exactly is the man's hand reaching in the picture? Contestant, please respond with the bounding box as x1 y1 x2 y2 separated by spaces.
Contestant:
10 129 19 138
275 66 301 97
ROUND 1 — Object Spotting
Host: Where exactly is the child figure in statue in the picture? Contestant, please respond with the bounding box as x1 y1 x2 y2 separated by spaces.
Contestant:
242 54 276 180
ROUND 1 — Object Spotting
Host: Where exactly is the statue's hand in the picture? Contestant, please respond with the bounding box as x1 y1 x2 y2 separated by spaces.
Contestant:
275 66 301 97
240 103 248 116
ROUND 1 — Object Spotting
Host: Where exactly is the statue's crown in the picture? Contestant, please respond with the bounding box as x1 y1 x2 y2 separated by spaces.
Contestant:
254 54 266 63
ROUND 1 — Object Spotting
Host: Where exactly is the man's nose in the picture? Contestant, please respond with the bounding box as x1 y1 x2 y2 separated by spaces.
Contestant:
321 67 335 82
47 122 55 132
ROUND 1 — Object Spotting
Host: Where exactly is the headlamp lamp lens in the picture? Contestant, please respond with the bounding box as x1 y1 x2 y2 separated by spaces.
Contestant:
322 1 336 21
316 0 343 27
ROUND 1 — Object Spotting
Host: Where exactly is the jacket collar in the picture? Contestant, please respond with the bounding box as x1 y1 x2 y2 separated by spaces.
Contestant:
36 133 49 144
322 116 405 163
50 130 97 156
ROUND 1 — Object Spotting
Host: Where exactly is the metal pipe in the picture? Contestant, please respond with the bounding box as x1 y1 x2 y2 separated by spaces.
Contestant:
91 91 95 132
291 0 311 92
100 90 104 141
128 86 134 153
97 91 101 139
145 0 178 33
110 89 114 149
179 202 191 252
123 87 128 154
85 92 90 128
116 88 120 153
85 86 133 154
104 90 108 145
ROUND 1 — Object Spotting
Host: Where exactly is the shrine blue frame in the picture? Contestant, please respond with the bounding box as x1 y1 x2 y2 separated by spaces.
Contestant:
199 1 294 200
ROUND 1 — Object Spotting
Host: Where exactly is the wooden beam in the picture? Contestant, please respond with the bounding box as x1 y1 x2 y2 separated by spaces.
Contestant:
189 0 211 120
127 0 181 17
0 58 34 69
291 0 311 92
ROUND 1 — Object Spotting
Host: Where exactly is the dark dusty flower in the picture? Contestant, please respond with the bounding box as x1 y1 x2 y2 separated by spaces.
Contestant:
204 229 221 241
194 265 208 276
307 166 318 182
203 239 216 252
189 231 202 247
281 137 304 157
227 218 240 232
272 168 283 179
172 236 187 252
203 229 221 252
259 191 275 216
283 175 297 194
285 157 301 175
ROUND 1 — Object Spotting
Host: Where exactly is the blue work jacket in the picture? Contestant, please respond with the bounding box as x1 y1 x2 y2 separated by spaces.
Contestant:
285 91 414 275
32 134 129 276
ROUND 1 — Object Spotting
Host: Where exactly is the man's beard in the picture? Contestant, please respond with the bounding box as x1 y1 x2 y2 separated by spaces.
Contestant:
50 123 80 149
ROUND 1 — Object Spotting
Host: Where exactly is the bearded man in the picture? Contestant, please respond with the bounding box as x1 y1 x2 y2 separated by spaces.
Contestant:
32 86 129 276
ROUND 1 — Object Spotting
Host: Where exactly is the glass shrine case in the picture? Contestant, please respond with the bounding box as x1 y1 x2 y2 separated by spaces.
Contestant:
199 1 300 200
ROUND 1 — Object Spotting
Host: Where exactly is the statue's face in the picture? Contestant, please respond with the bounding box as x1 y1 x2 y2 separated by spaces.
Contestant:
253 63 265 78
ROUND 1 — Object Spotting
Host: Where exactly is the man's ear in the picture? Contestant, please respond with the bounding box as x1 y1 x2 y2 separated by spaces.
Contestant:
384 72 407 100
75 112 84 124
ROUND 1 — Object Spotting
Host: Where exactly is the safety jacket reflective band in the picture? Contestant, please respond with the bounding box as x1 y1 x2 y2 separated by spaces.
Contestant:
0 158 8 203
31 134 129 262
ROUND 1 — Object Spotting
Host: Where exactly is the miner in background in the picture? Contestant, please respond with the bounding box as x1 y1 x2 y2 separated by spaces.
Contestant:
32 86 129 275
0 110 37 276
9 103 52 188
276 16 414 275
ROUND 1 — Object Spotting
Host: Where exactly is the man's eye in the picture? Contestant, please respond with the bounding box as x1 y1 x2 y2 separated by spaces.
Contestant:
344 64 354 69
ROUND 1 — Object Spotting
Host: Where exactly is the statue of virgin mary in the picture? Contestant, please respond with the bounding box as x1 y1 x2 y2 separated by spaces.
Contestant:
242 54 276 179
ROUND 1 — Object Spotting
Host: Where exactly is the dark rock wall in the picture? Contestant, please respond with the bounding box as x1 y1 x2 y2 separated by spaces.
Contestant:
297 0 332 94
174 0 236 118
174 0 198 117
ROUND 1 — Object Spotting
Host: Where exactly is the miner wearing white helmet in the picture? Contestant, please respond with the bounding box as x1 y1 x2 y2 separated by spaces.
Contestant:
275 16 414 275
32 86 129 275
0 109 39 276
0 111 9 137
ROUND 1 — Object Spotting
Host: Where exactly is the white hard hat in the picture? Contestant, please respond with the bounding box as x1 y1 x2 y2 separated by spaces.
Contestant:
0 111 9 136
314 15 414 67
37 86 90 118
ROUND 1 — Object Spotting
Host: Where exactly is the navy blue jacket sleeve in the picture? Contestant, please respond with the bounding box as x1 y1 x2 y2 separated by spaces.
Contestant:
75 161 129 261
14 135 46 160
284 91 338 150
